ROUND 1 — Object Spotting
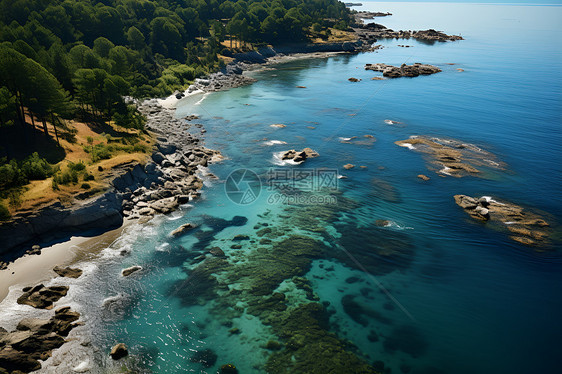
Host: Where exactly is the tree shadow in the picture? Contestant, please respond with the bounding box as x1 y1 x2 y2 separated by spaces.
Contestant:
0 124 66 163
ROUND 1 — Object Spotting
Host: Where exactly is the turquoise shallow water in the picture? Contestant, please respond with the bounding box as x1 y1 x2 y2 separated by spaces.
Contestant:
64 2 562 374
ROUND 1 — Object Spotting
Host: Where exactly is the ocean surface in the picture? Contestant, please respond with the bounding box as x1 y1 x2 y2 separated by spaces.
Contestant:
3 2 561 374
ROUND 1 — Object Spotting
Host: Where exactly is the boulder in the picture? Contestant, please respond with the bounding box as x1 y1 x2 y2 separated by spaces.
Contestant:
151 152 166 165
417 174 430 181
454 195 478 209
121 266 142 277
17 284 69 309
53 266 83 279
110 343 128 360
170 223 197 237
0 347 41 372
208 247 226 258
343 164 355 170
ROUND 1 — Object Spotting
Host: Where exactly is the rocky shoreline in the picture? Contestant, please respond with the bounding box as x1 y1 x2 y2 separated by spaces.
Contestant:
0 33 382 263
0 15 468 373
0 100 220 264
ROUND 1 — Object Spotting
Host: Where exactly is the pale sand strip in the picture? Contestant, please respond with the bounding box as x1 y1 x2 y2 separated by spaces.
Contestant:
0 225 126 302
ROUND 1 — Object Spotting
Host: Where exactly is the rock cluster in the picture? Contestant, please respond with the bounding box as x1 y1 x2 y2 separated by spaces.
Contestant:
395 136 505 178
281 148 320 164
353 21 462 45
454 195 551 246
53 266 82 278
17 285 69 310
187 65 256 93
359 23 463 42
120 101 222 221
365 63 441 78
0 306 80 373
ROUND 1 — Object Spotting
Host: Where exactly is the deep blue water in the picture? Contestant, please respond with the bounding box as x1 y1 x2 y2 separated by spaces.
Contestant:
65 3 562 374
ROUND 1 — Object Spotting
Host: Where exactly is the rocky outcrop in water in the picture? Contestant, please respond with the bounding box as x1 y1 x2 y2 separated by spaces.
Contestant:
53 266 82 278
395 136 505 178
170 223 197 237
0 306 81 373
356 22 463 42
454 195 552 246
365 63 441 78
121 265 142 277
281 148 320 164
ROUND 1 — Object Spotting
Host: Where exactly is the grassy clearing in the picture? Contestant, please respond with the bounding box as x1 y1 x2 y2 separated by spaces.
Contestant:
1 117 154 214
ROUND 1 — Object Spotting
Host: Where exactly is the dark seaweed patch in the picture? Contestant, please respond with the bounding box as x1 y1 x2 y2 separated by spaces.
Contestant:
341 294 393 326
383 325 428 358
331 223 414 275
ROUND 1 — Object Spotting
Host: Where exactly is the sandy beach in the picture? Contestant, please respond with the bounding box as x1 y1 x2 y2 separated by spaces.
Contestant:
0 225 126 303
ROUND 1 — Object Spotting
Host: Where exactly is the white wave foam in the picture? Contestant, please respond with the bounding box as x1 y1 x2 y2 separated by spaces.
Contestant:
439 166 453 176
338 137 356 142
194 92 210 106
384 119 401 125
157 242 171 252
484 159 500 166
398 142 416 150
384 221 414 230
73 360 91 373
272 151 302 166
264 140 287 146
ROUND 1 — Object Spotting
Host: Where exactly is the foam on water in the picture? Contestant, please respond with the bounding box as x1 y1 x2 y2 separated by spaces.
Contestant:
263 139 287 146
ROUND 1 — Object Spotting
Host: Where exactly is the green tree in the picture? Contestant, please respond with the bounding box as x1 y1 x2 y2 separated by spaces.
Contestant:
126 26 146 51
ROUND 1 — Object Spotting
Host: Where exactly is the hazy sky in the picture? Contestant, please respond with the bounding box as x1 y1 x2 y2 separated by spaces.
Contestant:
359 1 562 4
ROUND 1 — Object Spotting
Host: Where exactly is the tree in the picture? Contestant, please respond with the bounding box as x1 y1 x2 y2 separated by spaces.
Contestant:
0 45 72 142
127 26 146 51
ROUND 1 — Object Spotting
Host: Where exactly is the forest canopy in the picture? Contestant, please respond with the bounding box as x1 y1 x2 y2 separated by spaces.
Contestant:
0 0 351 107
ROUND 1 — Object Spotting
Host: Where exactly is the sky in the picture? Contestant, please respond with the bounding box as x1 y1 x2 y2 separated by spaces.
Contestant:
357 1 562 4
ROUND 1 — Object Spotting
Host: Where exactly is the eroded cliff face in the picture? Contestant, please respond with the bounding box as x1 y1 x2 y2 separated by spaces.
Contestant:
0 101 219 260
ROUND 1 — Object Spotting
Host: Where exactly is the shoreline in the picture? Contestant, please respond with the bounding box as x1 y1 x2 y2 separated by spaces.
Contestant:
0 17 468 372
0 224 127 303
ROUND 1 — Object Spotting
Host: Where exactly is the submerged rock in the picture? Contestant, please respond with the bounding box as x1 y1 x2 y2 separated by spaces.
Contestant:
383 325 428 358
454 194 552 247
190 348 217 368
219 364 239 374
170 223 197 237
395 136 505 178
